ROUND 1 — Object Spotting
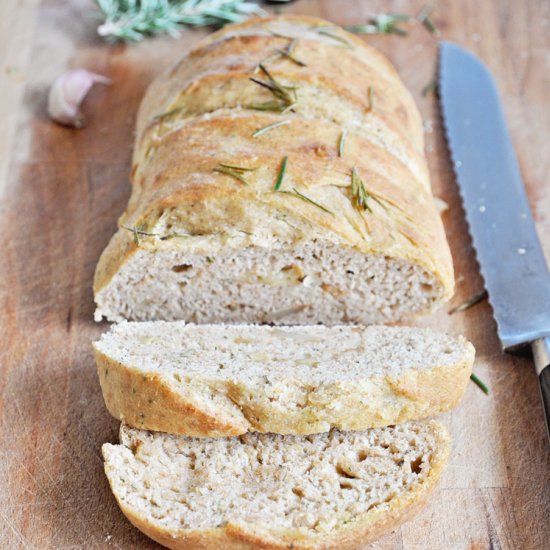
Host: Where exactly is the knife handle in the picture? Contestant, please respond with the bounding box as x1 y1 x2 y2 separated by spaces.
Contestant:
532 337 550 441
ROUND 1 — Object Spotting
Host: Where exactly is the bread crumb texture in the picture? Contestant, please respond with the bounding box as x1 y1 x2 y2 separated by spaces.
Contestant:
103 421 450 549
95 322 474 436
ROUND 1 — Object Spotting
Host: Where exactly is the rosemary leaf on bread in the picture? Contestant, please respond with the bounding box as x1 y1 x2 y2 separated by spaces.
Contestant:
213 165 250 185
252 119 291 137
249 64 298 112
274 156 288 191
278 188 334 215
351 167 373 212
338 129 347 158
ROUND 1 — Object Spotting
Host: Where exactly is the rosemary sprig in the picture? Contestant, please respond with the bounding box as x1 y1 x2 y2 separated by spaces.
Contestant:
162 231 191 240
274 156 288 191
338 129 347 158
153 106 184 121
213 163 256 185
449 290 488 314
346 13 410 36
252 119 291 138
276 39 307 67
350 167 372 212
268 30 294 39
276 48 307 66
254 38 305 76
122 225 190 243
122 224 158 245
416 4 439 35
254 51 283 73
470 373 490 395
366 86 374 111
218 163 257 171
248 100 288 112
95 0 266 42
277 188 333 215
422 78 439 97
314 26 353 48
249 64 298 111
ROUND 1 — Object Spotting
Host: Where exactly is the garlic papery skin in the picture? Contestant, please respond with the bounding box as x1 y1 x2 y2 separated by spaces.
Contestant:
47 69 112 128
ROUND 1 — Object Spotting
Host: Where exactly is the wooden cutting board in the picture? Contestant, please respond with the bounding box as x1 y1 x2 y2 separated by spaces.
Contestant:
1 0 549 548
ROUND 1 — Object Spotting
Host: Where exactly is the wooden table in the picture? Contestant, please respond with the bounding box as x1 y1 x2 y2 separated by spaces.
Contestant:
1 0 549 548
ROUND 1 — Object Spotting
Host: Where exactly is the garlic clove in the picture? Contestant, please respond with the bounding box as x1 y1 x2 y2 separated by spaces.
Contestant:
48 69 112 128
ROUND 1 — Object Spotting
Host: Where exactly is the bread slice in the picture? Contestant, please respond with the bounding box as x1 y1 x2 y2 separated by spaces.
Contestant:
103 421 450 550
94 322 474 437
93 15 455 326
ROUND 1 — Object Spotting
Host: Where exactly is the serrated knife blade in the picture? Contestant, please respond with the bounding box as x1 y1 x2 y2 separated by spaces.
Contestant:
439 41 550 438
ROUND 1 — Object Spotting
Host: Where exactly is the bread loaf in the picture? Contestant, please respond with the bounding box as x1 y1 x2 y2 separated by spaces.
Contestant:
95 322 474 437
103 421 450 550
93 15 454 325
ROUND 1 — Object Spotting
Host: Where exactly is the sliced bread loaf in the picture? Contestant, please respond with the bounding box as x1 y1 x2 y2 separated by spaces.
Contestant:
103 421 450 550
94 322 474 436
93 15 454 326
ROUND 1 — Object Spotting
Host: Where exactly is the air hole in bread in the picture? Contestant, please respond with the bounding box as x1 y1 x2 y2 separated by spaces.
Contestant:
410 456 422 474
336 464 358 479
172 264 192 273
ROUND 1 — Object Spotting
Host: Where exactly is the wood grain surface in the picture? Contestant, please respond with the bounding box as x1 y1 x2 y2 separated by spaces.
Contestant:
1 0 549 548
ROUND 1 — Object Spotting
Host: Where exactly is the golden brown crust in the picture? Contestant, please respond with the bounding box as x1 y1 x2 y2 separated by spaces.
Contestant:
95 340 474 437
93 14 454 317
134 34 425 156
95 348 248 437
94 113 453 297
103 421 451 550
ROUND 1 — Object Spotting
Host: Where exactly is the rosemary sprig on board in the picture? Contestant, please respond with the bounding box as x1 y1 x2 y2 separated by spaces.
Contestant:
249 64 298 112
346 13 410 36
346 5 438 37
351 167 372 212
274 156 288 191
449 290 488 314
95 0 266 41
470 373 490 395
416 4 439 35
252 119 291 138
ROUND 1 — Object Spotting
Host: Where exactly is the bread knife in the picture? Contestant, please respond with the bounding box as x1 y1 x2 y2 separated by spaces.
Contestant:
439 41 550 439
